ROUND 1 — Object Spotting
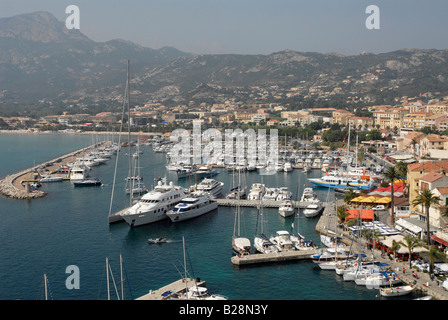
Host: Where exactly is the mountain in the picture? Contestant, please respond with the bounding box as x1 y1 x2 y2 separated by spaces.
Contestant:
0 11 447 107
0 11 190 103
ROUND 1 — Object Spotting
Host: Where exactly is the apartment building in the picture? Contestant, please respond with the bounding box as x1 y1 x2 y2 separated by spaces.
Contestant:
373 108 409 129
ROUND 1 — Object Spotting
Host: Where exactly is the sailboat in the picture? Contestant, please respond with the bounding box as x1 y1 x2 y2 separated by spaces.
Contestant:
125 140 148 195
254 198 278 254
232 171 251 256
107 60 137 224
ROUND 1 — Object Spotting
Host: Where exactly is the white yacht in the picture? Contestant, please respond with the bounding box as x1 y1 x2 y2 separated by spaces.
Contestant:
247 183 265 200
191 178 224 197
300 187 318 203
120 179 187 227
270 230 296 252
283 161 293 172
276 187 292 201
69 165 89 180
185 286 227 300
278 200 295 217
303 202 322 218
262 187 279 201
254 234 278 254
166 192 217 223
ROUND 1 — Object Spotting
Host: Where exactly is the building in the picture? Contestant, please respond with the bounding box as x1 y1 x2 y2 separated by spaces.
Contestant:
373 108 409 129
420 134 448 157
416 173 448 228
407 160 448 214
332 109 353 126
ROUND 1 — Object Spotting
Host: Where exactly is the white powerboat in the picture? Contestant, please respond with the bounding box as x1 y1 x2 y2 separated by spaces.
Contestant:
278 200 295 217
166 192 217 222
300 187 318 202
247 183 265 200
303 202 322 218
254 234 278 254
120 179 187 227
185 286 227 300
191 178 224 197
39 174 63 183
379 285 414 297
270 230 296 252
69 165 89 180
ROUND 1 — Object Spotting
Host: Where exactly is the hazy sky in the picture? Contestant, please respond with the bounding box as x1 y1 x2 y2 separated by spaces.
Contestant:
1 0 448 55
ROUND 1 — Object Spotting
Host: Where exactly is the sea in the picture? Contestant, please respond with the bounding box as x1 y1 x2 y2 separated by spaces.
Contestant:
0 132 420 302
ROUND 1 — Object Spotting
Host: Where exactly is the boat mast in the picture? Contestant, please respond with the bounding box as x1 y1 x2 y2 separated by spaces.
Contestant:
126 60 134 207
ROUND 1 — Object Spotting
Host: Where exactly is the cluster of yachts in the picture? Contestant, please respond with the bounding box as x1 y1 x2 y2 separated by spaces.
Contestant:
311 237 416 297
119 177 223 227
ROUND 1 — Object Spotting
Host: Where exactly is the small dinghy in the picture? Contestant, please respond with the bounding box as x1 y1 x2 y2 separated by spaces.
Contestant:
148 237 168 244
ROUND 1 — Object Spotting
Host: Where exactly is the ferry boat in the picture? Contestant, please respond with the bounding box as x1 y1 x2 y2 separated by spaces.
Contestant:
120 179 187 227
308 174 373 190
166 192 217 222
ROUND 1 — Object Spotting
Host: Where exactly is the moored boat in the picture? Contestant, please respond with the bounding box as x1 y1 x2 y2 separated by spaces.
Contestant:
166 192 217 222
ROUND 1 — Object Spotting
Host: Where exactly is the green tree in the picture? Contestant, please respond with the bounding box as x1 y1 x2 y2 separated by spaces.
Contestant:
396 161 408 197
343 188 359 204
412 189 441 246
384 166 399 224
425 245 447 276
398 235 423 268
337 206 349 224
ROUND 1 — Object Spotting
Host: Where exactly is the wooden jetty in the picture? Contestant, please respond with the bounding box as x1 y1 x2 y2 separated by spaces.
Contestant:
231 249 319 266
136 278 206 300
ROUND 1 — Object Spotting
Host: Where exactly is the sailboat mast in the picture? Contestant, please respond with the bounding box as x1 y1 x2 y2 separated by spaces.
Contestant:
120 254 124 300
106 257 110 300
44 274 48 300
127 60 134 207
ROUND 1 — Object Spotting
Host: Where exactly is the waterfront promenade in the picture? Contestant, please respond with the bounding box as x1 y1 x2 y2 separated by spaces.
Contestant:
316 206 448 300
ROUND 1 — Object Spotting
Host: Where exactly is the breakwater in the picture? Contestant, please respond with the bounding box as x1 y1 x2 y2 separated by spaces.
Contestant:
0 143 106 200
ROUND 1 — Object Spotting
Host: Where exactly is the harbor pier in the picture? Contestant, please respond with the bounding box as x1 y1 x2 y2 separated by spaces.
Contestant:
0 142 110 200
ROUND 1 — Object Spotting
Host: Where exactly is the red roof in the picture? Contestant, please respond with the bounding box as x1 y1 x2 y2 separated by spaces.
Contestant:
346 209 374 221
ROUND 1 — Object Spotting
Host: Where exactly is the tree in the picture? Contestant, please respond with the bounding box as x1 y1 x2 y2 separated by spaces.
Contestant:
425 245 447 277
398 235 423 268
390 239 401 260
343 188 359 204
412 189 441 246
396 161 408 197
384 166 399 224
337 206 349 224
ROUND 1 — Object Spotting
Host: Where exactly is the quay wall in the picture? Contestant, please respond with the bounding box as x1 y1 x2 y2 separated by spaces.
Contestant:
316 201 448 300
0 143 104 200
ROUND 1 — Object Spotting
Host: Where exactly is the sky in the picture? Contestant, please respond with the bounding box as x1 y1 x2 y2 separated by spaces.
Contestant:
1 0 448 55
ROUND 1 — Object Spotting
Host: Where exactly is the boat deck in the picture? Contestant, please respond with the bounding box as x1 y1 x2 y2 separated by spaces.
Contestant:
136 278 206 300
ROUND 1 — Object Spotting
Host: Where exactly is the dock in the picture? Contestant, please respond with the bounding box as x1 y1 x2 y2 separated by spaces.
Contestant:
0 142 110 200
217 199 328 209
231 249 319 266
136 278 206 300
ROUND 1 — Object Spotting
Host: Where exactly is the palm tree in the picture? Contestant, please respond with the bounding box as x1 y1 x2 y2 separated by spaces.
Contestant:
390 239 401 260
384 166 399 224
398 235 423 268
411 138 417 156
337 206 349 224
426 245 447 277
343 188 359 204
412 189 441 246
396 161 408 197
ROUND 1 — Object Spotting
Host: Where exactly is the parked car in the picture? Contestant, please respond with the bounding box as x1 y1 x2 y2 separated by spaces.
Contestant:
372 205 385 211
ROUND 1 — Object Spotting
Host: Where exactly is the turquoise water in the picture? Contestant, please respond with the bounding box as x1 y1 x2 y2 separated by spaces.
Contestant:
0 133 413 300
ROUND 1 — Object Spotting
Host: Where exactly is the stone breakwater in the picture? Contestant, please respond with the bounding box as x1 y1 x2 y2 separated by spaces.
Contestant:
0 143 104 200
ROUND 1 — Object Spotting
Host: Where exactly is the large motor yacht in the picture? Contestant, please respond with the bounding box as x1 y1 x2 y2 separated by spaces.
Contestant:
120 179 187 227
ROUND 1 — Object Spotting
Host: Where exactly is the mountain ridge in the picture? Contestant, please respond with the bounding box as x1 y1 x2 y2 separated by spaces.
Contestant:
0 11 447 106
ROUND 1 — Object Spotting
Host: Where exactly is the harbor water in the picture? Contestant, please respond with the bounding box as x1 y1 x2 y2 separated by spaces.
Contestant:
0 133 416 300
